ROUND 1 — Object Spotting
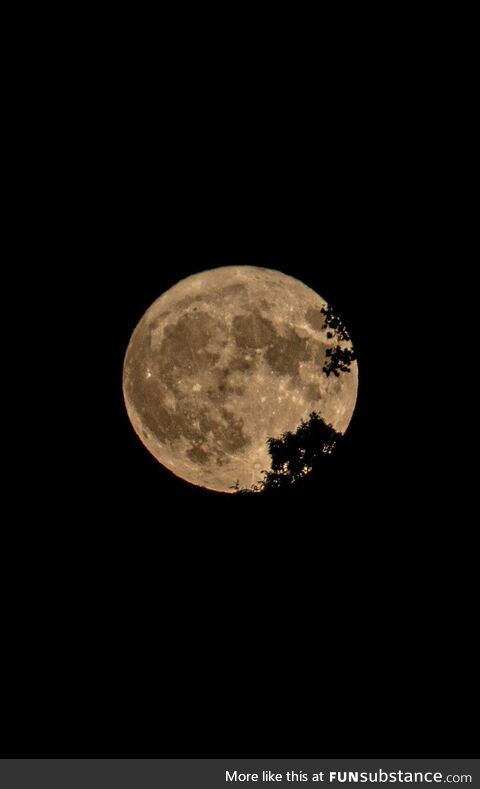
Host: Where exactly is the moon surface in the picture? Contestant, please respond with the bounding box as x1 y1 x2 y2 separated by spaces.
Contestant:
123 266 358 493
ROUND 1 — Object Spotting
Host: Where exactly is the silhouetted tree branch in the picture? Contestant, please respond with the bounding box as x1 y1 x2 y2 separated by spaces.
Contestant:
323 345 356 377
235 411 343 493
320 306 356 377
320 305 351 342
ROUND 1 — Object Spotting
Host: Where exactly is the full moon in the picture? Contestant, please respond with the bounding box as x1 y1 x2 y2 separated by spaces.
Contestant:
123 266 358 493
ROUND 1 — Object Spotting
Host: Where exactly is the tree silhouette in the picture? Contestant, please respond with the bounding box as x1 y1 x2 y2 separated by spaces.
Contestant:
323 345 356 377
233 411 343 494
320 305 356 377
320 305 351 342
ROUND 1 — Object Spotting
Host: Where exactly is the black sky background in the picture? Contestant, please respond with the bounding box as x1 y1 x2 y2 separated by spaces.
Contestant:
3 30 475 759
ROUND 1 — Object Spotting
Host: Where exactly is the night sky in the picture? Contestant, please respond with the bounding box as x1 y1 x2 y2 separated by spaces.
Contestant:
3 50 474 761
